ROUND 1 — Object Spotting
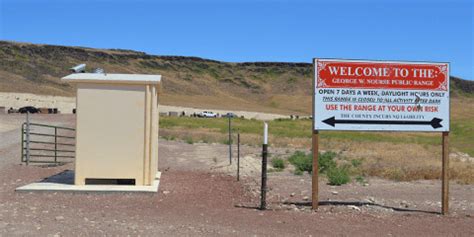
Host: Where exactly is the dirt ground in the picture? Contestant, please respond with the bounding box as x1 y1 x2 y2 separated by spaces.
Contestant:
0 114 473 236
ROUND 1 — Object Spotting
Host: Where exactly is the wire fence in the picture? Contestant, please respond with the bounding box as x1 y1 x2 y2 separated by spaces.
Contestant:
231 132 282 209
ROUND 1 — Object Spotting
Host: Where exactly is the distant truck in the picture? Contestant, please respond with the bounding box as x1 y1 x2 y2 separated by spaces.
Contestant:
222 112 237 118
198 111 217 118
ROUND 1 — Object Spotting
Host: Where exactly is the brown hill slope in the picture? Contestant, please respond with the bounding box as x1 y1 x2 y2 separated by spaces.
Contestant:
0 41 472 114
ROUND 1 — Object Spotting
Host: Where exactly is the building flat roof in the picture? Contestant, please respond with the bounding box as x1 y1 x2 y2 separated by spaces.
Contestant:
62 73 161 85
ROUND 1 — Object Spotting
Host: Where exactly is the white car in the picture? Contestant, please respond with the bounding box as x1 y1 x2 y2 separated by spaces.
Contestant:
198 111 217 118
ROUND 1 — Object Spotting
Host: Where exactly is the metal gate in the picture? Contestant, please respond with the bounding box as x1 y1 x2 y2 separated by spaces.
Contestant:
21 115 76 165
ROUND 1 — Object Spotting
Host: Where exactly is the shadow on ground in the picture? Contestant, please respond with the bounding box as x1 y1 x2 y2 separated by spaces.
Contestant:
284 200 440 215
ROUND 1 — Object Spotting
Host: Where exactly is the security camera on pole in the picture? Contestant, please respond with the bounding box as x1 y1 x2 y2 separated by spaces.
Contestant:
70 64 86 73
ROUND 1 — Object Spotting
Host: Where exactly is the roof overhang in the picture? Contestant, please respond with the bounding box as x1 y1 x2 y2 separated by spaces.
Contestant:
62 73 161 85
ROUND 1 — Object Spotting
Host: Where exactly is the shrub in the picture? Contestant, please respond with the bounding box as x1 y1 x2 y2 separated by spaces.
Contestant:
288 150 338 174
327 165 350 186
271 158 285 170
355 175 366 184
162 135 175 141
294 169 303 175
288 151 312 173
185 137 194 144
319 151 337 173
351 159 363 168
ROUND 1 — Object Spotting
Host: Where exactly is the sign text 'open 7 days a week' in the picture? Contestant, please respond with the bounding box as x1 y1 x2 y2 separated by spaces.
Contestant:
313 59 449 132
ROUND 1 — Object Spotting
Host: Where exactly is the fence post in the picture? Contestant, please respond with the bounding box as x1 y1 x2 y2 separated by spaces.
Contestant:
237 132 240 181
260 122 268 210
25 112 30 166
21 123 24 163
228 116 232 165
54 127 58 164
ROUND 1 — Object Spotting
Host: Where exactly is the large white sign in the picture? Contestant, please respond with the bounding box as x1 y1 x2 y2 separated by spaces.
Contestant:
313 59 450 132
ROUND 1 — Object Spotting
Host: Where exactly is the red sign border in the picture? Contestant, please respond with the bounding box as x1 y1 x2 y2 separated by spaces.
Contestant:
312 58 450 132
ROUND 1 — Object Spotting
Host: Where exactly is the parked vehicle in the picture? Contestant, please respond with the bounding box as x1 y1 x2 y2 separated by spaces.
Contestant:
18 106 39 114
198 111 217 118
222 112 237 118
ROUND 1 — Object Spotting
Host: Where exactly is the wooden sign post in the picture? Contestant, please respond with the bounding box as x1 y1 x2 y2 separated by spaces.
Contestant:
312 58 450 214
442 132 449 215
312 130 319 209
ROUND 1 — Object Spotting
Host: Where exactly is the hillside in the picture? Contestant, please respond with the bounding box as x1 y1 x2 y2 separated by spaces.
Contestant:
0 41 473 114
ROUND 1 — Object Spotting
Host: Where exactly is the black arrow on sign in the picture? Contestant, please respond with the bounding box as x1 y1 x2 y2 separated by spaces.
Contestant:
322 117 443 129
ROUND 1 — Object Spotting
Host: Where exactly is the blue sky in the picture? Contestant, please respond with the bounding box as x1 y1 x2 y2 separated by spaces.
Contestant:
1 0 473 79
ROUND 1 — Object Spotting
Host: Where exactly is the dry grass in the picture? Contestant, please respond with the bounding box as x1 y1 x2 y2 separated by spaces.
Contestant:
160 125 474 184
324 140 474 184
